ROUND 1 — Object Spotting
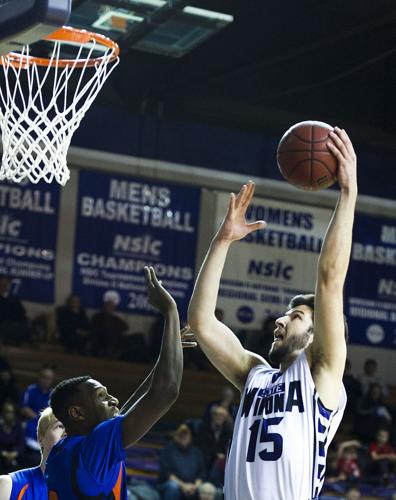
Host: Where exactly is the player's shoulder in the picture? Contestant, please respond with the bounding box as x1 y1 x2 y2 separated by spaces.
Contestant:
49 434 81 454
91 415 125 434
83 415 125 446
10 466 42 481
247 351 274 371
0 475 12 486
0 474 12 500
245 358 278 384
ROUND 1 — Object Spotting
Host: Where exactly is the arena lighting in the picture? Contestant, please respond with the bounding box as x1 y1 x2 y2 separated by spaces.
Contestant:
131 0 166 6
182 6 234 23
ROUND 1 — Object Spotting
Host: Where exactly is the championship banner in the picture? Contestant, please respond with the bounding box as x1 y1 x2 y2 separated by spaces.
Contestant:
0 180 60 303
215 193 332 329
73 170 200 318
345 213 396 349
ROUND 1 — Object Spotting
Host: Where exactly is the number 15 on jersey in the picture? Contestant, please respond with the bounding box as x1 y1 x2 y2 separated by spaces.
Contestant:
246 417 284 462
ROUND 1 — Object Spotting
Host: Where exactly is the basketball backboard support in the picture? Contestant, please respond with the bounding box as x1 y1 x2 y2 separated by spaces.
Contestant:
0 0 71 56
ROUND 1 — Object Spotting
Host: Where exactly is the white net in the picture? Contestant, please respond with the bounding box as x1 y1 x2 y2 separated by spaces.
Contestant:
0 37 119 185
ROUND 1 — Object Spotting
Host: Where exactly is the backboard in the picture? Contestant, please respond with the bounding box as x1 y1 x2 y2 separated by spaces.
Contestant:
0 0 71 56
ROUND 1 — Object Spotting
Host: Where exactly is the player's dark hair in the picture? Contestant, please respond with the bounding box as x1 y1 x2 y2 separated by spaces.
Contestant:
50 375 91 425
288 294 315 311
288 294 349 342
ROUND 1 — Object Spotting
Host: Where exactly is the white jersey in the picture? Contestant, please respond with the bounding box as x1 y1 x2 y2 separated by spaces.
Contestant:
224 352 346 500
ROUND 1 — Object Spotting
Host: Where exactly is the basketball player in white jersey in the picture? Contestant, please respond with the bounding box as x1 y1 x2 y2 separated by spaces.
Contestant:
188 127 356 499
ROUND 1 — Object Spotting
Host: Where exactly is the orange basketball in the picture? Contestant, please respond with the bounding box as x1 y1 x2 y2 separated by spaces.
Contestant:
277 121 338 191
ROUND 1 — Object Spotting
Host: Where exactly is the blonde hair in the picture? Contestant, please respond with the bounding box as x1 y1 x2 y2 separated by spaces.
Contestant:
36 407 57 445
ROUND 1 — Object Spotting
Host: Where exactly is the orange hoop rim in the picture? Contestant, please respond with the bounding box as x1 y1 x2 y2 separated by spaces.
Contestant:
0 26 120 68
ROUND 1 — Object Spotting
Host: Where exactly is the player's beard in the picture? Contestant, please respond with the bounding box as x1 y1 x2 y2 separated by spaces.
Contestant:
268 328 313 365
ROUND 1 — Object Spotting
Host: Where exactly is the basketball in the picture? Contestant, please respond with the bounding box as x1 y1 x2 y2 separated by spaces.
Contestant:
277 121 338 191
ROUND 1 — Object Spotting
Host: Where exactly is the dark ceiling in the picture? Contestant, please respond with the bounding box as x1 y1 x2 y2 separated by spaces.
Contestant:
73 0 396 150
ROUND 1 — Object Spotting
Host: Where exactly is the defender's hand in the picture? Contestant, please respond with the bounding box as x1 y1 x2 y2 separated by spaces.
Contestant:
327 127 357 192
215 180 266 243
181 325 197 349
144 266 177 314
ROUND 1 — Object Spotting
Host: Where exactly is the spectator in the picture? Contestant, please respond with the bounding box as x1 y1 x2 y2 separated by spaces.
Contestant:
196 405 232 481
0 364 19 407
0 275 28 344
56 295 90 354
368 428 396 485
91 299 129 358
326 440 362 483
204 386 238 424
0 401 25 473
356 383 392 442
20 365 55 455
359 358 389 398
118 329 150 363
159 424 205 499
198 482 217 500
343 359 362 416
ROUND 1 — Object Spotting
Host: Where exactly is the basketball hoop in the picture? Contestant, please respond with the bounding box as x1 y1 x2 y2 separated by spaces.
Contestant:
0 27 120 185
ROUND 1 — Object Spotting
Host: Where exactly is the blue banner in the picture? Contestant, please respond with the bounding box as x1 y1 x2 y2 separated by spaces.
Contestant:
0 180 60 303
73 170 200 318
346 213 396 349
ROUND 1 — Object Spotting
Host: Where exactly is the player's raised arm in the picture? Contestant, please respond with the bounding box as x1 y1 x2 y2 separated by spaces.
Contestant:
121 267 183 447
188 181 268 392
311 127 357 409
120 326 196 415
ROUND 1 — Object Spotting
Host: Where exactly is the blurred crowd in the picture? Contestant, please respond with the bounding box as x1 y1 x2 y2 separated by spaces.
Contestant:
0 275 150 363
0 273 395 498
320 358 396 499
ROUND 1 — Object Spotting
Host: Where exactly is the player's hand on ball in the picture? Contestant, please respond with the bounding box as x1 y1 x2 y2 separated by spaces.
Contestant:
327 127 357 192
180 324 197 349
144 266 177 314
216 180 266 243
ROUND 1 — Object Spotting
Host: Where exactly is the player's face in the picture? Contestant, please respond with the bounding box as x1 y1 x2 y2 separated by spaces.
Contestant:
86 379 120 425
269 305 313 364
39 368 55 391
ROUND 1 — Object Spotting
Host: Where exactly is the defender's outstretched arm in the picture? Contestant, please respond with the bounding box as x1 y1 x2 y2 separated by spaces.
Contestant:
122 267 183 446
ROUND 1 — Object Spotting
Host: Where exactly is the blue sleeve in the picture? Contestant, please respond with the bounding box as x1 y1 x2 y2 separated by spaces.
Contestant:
79 416 125 485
